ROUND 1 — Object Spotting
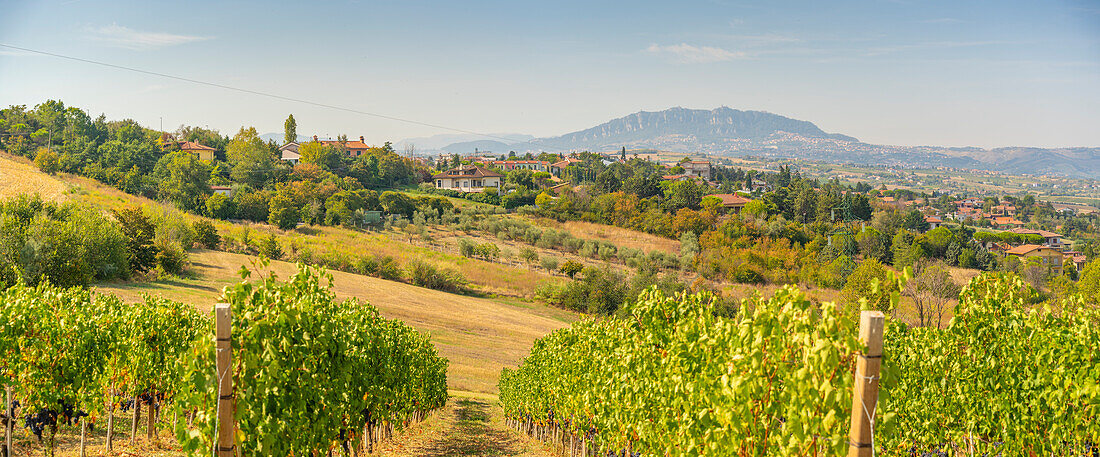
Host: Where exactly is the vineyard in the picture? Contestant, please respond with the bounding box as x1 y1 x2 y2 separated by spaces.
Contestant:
499 273 1100 456
0 263 448 456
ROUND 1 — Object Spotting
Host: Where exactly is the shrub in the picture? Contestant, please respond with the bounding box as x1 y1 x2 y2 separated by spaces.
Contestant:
155 241 187 274
520 247 538 264
458 238 476 258
540 256 560 272
193 220 220 249
258 234 283 260
407 260 467 293
841 258 898 314
559 260 584 279
205 193 235 219
476 242 500 260
33 148 60 174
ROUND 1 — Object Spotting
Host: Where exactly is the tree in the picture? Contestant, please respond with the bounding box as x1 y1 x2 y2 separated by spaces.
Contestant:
1078 259 1100 304
33 147 60 174
258 234 283 260
664 180 702 211
506 169 535 189
193 220 220 249
112 208 157 274
380 191 415 218
901 209 930 232
227 127 279 188
153 151 211 212
559 260 584 279
284 114 297 144
299 141 342 171
520 247 538 264
841 258 898 315
904 261 959 328
205 192 235 219
268 193 300 230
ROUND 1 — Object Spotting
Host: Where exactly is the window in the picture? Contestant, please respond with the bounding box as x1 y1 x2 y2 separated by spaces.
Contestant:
463 181 469 187
436 180 442 187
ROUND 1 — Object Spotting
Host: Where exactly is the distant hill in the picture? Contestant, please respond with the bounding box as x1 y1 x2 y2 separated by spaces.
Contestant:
523 107 856 152
441 140 515 155
259 133 310 144
487 106 1099 178
395 133 533 152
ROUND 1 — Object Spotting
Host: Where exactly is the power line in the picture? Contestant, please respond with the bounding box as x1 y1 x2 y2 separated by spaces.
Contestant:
0 43 521 144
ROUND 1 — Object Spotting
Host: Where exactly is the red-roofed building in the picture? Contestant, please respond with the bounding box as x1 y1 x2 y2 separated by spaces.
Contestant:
1005 244 1064 275
709 193 753 214
1008 228 1065 250
313 135 372 158
924 215 943 230
550 157 582 176
992 217 1025 229
432 165 503 193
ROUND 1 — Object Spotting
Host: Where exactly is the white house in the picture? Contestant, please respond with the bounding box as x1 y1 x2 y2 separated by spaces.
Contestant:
211 185 233 197
432 165 504 193
279 142 300 164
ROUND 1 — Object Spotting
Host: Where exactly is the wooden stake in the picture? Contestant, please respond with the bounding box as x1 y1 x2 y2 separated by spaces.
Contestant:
5 386 11 457
79 418 86 457
215 303 235 457
147 398 155 439
130 396 140 445
847 310 885 457
106 389 114 451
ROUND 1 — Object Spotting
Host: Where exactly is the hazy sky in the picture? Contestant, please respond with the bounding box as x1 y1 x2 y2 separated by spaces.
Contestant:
1 0 1098 148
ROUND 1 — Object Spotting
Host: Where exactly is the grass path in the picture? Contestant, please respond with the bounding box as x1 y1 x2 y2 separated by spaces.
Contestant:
378 396 553 457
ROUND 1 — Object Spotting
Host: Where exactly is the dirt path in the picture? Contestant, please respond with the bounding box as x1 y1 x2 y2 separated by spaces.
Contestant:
378 397 553 457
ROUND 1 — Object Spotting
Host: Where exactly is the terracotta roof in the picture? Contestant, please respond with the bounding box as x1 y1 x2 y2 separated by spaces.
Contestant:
432 165 503 179
924 216 943 223
993 217 1024 225
319 140 370 150
1009 228 1062 238
1005 244 1058 256
488 160 547 165
210 185 232 190
177 141 215 151
709 193 752 207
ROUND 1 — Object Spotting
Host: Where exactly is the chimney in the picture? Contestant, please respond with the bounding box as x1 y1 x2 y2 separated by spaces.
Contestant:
313 135 318 142
359 136 364 143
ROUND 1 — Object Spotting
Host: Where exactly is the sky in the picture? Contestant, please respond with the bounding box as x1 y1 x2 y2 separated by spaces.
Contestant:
1 0 1098 149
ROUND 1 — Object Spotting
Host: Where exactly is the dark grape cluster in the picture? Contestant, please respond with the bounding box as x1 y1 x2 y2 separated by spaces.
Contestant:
21 401 93 439
23 409 56 439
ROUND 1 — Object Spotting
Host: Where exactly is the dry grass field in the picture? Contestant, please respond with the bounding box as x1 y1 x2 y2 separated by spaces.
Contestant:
0 152 70 201
524 216 681 255
96 249 576 395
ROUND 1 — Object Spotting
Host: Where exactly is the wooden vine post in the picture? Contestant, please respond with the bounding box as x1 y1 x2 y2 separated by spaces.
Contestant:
215 303 236 457
847 310 885 457
105 385 114 451
5 386 10 457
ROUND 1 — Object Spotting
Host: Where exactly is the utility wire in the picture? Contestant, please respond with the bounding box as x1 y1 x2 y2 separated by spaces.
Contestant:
0 43 525 145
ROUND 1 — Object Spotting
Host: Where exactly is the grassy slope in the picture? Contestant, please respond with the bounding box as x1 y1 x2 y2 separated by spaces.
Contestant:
0 152 70 201
99 249 575 395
